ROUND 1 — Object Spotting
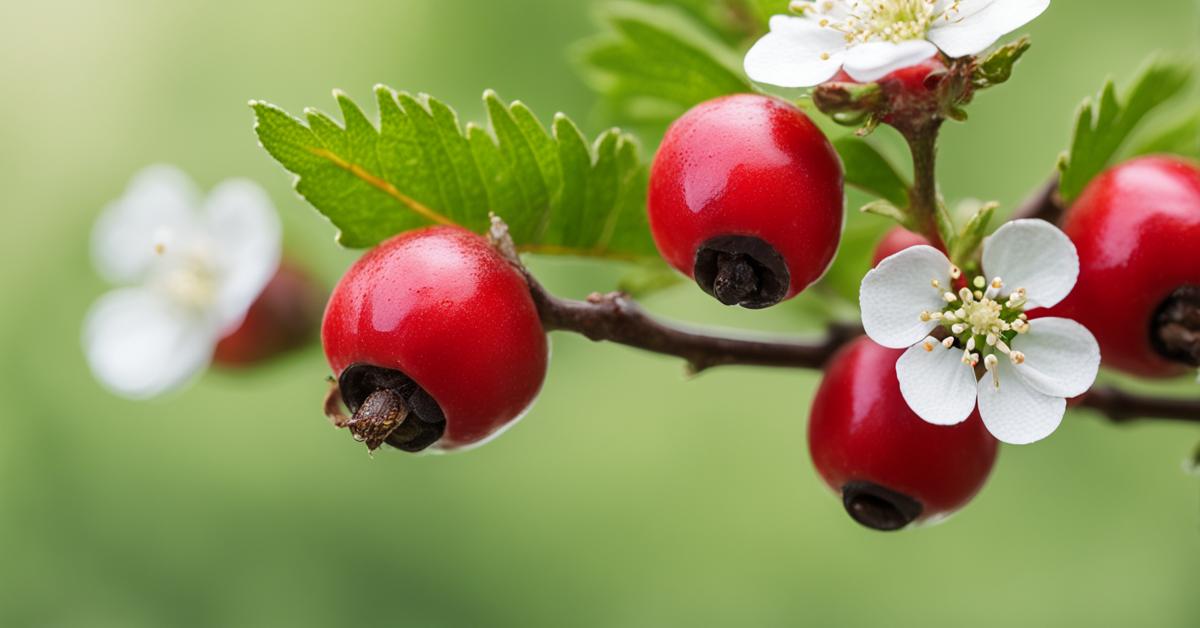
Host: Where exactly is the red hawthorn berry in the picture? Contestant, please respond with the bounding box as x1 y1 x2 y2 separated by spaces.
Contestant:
1053 156 1200 377
809 337 999 531
214 261 325 367
648 94 845 309
832 55 949 126
322 226 549 452
872 227 933 267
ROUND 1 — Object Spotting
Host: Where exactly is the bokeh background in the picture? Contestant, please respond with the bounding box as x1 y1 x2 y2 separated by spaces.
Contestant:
2 1 1199 626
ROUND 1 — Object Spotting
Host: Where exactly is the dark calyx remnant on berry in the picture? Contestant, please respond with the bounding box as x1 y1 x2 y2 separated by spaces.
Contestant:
330 364 446 452
1153 285 1200 367
693 235 790 309
841 481 924 532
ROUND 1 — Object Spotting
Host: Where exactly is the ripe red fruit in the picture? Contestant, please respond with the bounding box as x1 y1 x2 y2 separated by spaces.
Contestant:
876 56 947 92
1053 156 1200 377
322 226 549 452
214 261 325 367
872 227 932 267
648 94 844 308
831 56 949 126
874 56 948 124
809 337 998 531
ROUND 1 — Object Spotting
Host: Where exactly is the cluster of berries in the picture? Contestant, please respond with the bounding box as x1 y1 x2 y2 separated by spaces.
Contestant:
318 70 1200 531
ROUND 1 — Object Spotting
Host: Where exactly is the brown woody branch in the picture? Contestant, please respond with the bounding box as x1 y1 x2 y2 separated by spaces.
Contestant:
486 216 861 373
532 283 863 373
528 273 1200 424
1077 386 1200 425
1011 174 1064 223
487 207 1200 425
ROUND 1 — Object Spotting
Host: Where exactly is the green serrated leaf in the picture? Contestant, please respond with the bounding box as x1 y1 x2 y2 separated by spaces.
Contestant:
252 88 656 260
973 37 1031 89
833 136 911 208
578 1 752 128
1131 108 1200 159
1057 55 1194 202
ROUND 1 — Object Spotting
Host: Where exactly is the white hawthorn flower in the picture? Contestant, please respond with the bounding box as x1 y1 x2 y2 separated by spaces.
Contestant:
745 0 1050 87
859 219 1100 445
84 166 282 399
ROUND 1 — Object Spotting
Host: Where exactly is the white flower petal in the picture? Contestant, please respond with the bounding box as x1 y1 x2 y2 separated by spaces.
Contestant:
897 339 979 425
744 16 847 88
928 0 1050 58
91 165 201 284
202 179 282 330
981 219 1078 308
860 246 951 348
1012 317 1100 398
977 356 1065 444
843 40 939 83
84 288 219 399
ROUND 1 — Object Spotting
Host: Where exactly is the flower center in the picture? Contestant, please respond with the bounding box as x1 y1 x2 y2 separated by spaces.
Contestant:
961 297 1004 336
164 260 219 311
794 0 961 44
153 235 219 312
919 266 1030 387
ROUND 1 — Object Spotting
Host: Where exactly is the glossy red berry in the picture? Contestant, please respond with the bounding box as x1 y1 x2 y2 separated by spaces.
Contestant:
648 94 845 308
214 261 325 367
831 56 949 127
872 227 932 267
1053 156 1200 377
322 226 549 452
809 337 998 531
877 56 947 92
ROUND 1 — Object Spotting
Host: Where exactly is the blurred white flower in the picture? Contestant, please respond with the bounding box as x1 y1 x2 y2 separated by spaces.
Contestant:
745 0 1050 87
859 219 1099 445
84 166 281 399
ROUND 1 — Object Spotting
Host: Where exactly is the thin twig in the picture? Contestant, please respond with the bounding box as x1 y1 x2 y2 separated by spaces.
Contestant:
1011 174 1064 223
902 125 949 251
1078 387 1200 425
532 281 863 373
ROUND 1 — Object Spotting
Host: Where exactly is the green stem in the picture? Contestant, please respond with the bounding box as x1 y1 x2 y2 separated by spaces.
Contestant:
903 124 947 251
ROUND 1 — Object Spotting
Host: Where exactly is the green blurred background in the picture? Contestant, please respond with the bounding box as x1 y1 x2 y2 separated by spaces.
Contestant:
1 1 1198 626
